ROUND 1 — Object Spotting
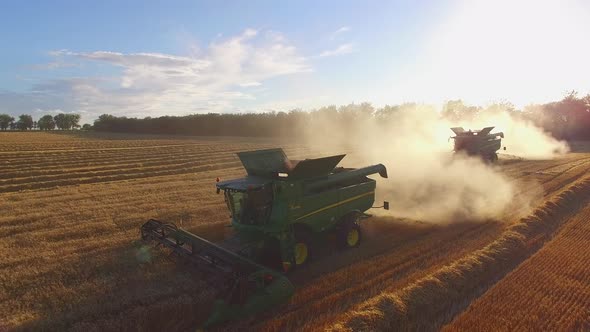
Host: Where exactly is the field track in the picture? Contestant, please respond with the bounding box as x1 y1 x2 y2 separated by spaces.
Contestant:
1 132 590 331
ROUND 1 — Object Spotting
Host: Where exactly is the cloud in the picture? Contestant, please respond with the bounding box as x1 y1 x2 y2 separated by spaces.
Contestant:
34 108 86 114
318 43 354 57
248 95 333 113
239 82 262 87
331 26 351 39
31 61 78 70
31 50 80 70
2 29 309 122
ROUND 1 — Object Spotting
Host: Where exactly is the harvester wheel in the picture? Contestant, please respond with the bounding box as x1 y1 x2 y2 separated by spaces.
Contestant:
483 153 498 163
294 230 313 267
340 222 362 249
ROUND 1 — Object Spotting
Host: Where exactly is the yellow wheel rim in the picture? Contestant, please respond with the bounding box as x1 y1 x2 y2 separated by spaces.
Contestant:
294 242 308 265
346 229 359 247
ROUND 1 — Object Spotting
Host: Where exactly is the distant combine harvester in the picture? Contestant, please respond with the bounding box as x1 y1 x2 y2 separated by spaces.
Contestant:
450 126 505 162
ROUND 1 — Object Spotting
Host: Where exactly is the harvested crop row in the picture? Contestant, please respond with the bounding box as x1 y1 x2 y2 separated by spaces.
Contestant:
0 157 242 186
0 131 315 330
0 140 308 171
444 197 590 331
0 145 310 176
252 221 505 332
329 176 590 331
0 137 314 193
0 148 317 193
0 132 299 153
0 132 276 151
0 162 241 193
0 168 243 330
0 141 301 165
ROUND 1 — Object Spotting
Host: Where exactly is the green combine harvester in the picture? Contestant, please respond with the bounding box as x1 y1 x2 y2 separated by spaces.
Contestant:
140 148 388 328
450 126 505 162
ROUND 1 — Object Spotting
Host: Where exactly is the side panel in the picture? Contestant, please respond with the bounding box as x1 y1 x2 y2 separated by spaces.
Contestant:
455 137 501 155
293 189 340 232
289 179 376 233
337 180 376 219
480 138 501 153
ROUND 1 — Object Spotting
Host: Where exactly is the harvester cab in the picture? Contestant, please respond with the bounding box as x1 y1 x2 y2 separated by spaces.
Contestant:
450 126 505 162
140 148 388 328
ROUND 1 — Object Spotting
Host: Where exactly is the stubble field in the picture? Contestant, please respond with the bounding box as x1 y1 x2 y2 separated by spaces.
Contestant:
1 132 590 331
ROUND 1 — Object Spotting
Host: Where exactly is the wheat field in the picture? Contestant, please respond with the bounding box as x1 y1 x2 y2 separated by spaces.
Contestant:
445 191 590 331
2 132 590 331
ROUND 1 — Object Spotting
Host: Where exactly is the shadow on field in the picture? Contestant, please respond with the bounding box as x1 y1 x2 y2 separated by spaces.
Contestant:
287 217 437 285
14 223 233 332
14 218 499 332
287 216 503 286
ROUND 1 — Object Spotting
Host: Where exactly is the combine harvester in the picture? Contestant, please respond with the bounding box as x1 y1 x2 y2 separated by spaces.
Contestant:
450 126 505 162
140 148 388 328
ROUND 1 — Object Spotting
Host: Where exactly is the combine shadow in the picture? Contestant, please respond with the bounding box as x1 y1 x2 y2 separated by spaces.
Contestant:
15 238 217 332
288 217 502 286
13 218 502 332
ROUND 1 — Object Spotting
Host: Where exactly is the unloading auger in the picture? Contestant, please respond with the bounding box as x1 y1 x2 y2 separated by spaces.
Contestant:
140 148 389 328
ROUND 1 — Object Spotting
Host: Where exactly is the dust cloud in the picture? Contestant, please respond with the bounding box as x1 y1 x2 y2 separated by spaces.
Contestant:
455 108 569 159
300 104 568 223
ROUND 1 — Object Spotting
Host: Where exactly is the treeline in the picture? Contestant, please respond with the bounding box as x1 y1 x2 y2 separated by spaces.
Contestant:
92 113 308 137
531 91 590 140
4 92 589 140
91 92 590 141
0 113 82 131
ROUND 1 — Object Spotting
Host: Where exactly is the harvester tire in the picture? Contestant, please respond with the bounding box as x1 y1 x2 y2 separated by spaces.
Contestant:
483 153 498 163
294 230 313 267
339 219 362 249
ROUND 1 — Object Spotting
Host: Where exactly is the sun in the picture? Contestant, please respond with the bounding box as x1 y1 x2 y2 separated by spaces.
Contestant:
409 0 590 107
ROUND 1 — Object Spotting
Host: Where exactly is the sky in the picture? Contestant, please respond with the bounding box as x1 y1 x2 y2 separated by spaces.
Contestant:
1 0 589 124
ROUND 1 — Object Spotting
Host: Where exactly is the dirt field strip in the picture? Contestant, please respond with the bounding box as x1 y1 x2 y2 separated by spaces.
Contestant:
329 176 590 331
